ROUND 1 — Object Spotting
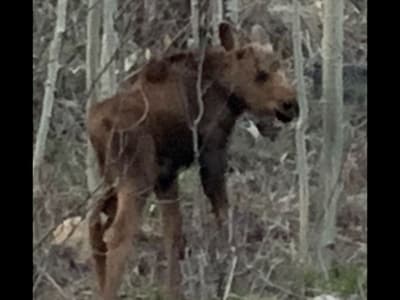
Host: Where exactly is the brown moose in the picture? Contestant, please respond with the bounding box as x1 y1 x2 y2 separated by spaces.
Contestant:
87 22 298 300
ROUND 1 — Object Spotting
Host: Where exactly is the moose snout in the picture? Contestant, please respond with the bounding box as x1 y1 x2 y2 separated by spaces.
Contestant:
275 99 299 123
283 99 299 117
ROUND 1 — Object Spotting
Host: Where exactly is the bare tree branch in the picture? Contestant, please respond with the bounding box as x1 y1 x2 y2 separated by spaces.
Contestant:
33 0 68 195
292 0 310 266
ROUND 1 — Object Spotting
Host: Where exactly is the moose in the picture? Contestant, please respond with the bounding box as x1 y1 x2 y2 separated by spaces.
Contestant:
87 22 299 300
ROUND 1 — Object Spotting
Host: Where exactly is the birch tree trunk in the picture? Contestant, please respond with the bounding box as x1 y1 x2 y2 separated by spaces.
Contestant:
143 0 157 40
226 0 239 24
33 0 68 195
100 0 118 99
85 0 102 194
144 0 156 21
212 0 224 45
292 0 310 266
190 0 200 48
318 0 344 277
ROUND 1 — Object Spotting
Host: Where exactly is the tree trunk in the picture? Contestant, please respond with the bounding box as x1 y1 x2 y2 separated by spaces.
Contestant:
292 0 310 266
318 0 344 277
85 0 102 194
143 0 157 39
33 0 68 195
190 0 200 48
226 0 239 24
212 0 224 45
100 0 118 99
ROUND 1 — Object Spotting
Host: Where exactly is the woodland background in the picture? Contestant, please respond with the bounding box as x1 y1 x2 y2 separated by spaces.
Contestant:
33 0 367 299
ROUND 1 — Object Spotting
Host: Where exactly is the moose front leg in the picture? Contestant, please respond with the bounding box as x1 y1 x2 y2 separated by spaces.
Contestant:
155 175 185 300
199 148 229 228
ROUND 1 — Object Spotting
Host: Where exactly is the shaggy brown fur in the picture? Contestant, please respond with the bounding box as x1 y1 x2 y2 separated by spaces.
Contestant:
87 22 298 300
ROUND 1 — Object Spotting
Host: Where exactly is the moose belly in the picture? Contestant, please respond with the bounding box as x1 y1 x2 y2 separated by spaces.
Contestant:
156 126 195 172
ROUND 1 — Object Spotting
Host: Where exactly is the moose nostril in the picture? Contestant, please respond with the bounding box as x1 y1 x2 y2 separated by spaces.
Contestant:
283 102 292 110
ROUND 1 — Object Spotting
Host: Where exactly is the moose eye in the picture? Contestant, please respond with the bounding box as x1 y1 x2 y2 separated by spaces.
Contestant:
255 71 269 83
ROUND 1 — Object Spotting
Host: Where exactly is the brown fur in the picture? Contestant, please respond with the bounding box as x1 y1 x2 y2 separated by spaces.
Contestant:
87 22 298 300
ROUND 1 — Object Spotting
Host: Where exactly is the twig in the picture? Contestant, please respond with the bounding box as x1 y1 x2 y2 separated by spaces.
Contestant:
41 268 74 300
265 258 284 281
118 83 150 132
191 42 206 160
349 0 362 13
222 248 238 300
198 250 207 300
259 276 305 299
33 271 44 295
228 207 234 245
164 22 191 53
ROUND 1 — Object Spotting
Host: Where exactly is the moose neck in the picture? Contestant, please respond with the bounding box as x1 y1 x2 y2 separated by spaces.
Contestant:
201 49 229 83
202 50 248 117
168 49 248 118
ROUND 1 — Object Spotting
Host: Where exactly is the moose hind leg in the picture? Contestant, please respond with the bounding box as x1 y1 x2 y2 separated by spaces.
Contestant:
101 131 157 300
102 182 146 300
88 192 117 295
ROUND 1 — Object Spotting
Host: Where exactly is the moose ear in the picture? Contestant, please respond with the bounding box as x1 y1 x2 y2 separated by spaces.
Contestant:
251 24 270 45
219 22 236 51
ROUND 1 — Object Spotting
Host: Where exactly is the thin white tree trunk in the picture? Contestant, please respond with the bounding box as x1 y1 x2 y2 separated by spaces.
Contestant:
212 0 224 45
144 0 156 23
318 0 344 277
100 0 118 99
292 0 310 266
33 0 68 194
226 0 239 24
190 0 200 48
144 0 157 38
85 0 102 194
